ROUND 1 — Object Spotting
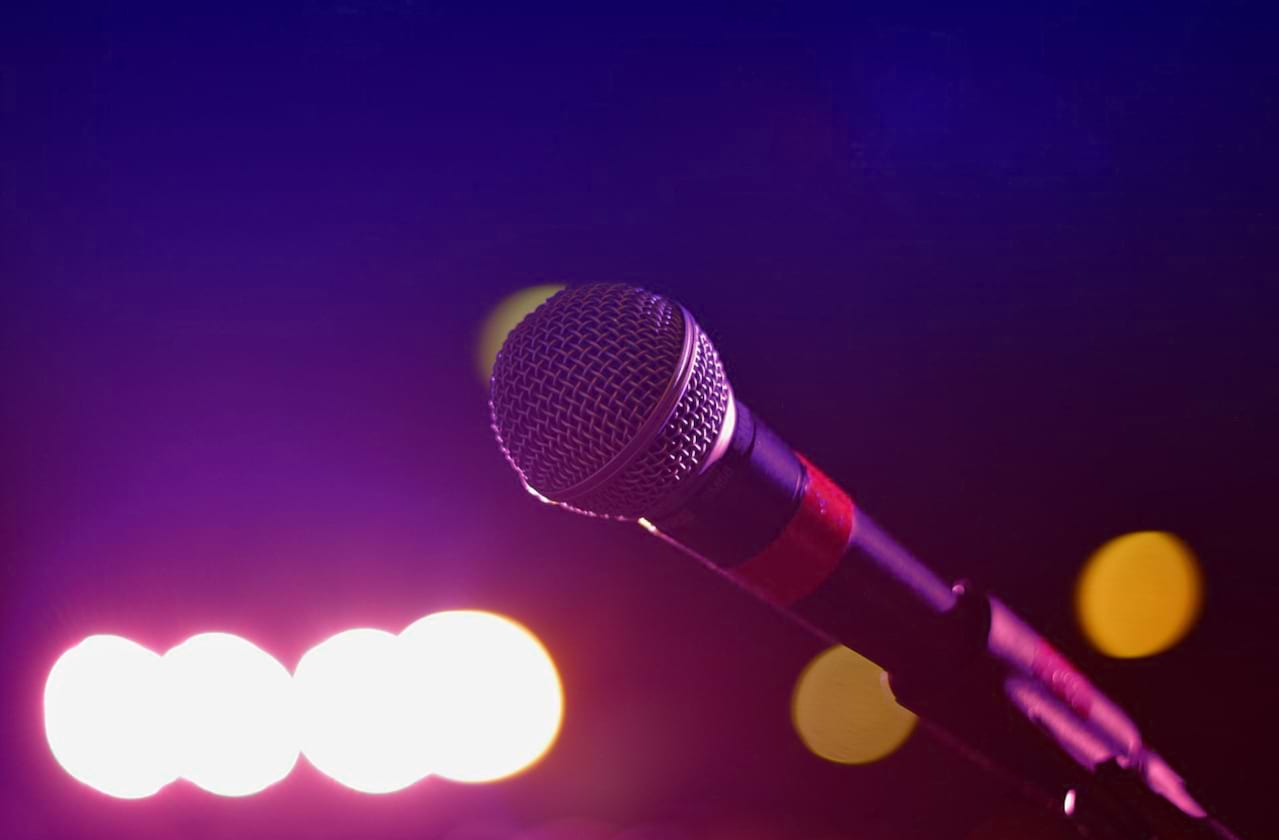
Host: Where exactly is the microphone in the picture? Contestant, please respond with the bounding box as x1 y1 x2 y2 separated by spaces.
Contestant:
488 284 1233 839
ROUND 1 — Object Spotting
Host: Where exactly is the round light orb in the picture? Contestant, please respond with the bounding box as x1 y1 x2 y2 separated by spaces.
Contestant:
294 628 430 793
44 635 178 799
791 645 916 765
400 610 563 783
1076 531 1203 658
476 284 566 383
164 633 298 796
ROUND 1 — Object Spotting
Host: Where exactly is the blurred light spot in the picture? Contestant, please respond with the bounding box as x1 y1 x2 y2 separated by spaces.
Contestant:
476 284 566 382
401 610 563 783
164 633 298 796
44 635 177 799
294 628 431 793
1075 531 1203 658
1063 788 1077 816
46 612 563 797
791 645 915 765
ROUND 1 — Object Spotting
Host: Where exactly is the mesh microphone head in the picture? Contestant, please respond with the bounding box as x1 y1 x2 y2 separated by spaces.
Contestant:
489 283 732 520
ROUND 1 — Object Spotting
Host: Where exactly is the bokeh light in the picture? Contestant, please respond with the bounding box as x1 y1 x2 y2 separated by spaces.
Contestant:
791 645 916 765
476 284 566 382
401 610 563 783
293 628 432 794
1075 531 1203 658
45 612 564 798
164 633 298 796
44 635 178 799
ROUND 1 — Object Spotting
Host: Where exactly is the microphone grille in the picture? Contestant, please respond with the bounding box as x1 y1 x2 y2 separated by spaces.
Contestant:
489 284 731 519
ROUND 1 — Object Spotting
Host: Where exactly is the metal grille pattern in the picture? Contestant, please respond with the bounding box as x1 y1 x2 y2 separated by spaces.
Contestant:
489 284 731 520
489 284 686 501
567 326 729 518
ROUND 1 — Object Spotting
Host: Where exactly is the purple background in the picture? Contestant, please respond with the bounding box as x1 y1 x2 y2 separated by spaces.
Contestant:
2 3 1276 838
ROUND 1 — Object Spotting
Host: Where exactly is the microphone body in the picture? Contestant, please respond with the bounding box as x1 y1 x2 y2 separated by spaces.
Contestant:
649 398 1226 837
646 399 1146 777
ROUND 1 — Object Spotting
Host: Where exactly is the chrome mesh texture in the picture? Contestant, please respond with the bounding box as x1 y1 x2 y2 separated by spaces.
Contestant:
489 284 731 520
566 324 730 517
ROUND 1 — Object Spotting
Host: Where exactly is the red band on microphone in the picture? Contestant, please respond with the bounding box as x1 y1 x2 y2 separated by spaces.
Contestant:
730 454 855 606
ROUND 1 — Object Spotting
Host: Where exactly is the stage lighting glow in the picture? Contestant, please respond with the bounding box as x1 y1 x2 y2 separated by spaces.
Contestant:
164 633 298 796
45 612 564 797
401 610 563 783
476 284 565 382
791 645 916 765
294 628 431 793
1076 531 1203 658
44 635 177 799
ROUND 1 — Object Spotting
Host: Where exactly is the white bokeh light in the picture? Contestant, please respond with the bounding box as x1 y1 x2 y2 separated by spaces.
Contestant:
401 611 563 783
45 612 564 797
44 635 178 799
293 628 432 793
164 633 299 796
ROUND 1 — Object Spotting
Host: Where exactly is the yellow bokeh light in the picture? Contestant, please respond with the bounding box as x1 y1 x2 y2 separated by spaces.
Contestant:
476 284 566 383
1076 531 1203 658
791 645 916 765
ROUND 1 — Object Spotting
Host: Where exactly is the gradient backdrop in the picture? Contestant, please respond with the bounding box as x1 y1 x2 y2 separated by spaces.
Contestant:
2 3 1276 838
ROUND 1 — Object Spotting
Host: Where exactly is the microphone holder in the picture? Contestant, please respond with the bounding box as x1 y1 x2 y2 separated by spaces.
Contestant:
885 581 1240 840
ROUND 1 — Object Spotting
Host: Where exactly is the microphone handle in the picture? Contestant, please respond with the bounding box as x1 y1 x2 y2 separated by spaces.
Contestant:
646 401 1232 838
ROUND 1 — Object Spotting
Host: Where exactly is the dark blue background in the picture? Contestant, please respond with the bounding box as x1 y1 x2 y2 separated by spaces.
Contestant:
3 3 1276 837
